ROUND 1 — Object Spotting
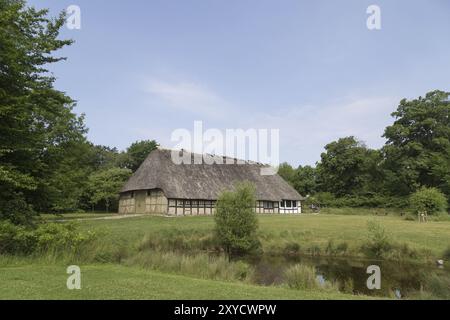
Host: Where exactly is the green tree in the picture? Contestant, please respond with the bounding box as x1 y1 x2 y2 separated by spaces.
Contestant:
86 167 132 212
382 90 450 198
214 182 260 257
277 162 296 186
316 137 382 197
0 1 86 222
87 144 121 170
409 187 447 215
278 163 317 197
122 140 159 172
294 165 317 196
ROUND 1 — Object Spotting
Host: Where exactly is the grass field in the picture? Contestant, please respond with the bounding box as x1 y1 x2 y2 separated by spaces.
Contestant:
1 211 449 300
76 212 450 258
0 264 361 300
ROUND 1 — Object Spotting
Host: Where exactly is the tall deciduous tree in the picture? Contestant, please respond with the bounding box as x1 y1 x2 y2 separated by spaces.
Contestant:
86 167 132 212
122 140 159 172
0 0 85 222
382 90 450 198
316 136 382 197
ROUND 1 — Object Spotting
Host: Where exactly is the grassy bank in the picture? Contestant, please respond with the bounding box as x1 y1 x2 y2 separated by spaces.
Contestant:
0 263 363 300
76 213 450 260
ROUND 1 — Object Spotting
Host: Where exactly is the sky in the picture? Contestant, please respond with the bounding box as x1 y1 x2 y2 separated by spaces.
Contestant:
28 0 450 166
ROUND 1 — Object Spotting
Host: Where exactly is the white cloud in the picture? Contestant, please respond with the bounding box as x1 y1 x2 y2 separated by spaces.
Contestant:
145 79 230 118
244 96 399 166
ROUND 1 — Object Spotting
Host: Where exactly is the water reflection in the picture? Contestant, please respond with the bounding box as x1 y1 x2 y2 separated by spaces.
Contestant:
245 255 449 298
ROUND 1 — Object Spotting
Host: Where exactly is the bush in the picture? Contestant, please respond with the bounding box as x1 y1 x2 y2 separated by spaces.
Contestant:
0 221 96 255
284 264 319 290
362 220 393 259
214 182 260 256
0 221 36 254
0 191 36 225
410 187 448 215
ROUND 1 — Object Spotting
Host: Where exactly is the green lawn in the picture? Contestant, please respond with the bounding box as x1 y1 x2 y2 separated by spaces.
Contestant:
0 264 362 300
78 213 450 257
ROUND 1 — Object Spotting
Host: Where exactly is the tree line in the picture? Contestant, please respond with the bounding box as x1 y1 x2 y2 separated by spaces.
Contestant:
278 90 450 209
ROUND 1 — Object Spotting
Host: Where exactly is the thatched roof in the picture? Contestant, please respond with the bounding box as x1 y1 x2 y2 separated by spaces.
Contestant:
121 148 304 201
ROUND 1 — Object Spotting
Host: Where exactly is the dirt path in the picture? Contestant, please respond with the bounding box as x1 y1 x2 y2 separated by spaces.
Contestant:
55 214 148 222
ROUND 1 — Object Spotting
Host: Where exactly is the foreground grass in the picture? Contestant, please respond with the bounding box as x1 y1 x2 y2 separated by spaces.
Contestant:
77 213 450 259
0 263 362 300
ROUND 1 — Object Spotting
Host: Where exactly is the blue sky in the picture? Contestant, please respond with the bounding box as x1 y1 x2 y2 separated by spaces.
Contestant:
29 0 450 166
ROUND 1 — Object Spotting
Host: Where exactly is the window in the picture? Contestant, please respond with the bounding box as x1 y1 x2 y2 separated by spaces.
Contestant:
176 200 183 207
169 199 176 207
292 201 297 207
130 191 134 198
185 200 191 206
263 201 274 209
285 200 292 208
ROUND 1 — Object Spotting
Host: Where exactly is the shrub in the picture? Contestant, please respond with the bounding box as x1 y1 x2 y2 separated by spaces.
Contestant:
362 220 393 259
0 221 96 255
409 187 448 215
214 182 260 256
284 264 319 290
0 191 36 226
0 221 36 254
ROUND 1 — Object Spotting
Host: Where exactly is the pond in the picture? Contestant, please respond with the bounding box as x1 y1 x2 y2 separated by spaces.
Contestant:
245 255 450 298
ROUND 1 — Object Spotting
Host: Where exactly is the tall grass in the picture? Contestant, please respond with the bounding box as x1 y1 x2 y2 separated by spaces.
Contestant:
284 264 318 290
125 251 254 282
284 264 340 292
138 229 218 252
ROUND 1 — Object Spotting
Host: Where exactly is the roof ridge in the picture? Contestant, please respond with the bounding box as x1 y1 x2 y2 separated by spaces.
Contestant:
155 147 267 166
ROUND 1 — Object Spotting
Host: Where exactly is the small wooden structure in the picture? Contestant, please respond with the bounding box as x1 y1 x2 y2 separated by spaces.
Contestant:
418 210 428 223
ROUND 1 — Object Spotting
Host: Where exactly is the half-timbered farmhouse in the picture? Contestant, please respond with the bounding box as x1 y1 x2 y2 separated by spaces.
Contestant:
119 148 304 215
